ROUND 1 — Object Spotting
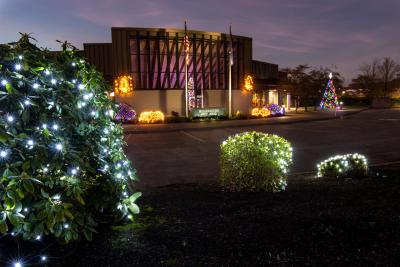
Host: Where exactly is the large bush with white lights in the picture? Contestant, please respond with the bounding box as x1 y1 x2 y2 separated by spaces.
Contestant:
219 131 293 192
0 35 139 243
317 153 368 179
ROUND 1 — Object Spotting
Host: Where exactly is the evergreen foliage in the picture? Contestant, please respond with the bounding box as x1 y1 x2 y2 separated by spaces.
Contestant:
0 35 139 243
320 77 339 108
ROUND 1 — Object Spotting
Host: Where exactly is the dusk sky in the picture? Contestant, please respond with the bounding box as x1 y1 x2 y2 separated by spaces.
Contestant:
1 0 399 84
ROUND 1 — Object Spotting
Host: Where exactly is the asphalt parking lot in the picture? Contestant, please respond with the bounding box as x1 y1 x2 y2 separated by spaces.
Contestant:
125 109 400 188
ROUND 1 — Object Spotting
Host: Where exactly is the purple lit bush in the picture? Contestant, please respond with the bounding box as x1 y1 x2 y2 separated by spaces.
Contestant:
268 104 284 116
114 102 137 123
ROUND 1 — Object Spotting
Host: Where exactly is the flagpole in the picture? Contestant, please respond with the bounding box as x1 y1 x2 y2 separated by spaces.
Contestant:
228 25 233 118
184 20 189 118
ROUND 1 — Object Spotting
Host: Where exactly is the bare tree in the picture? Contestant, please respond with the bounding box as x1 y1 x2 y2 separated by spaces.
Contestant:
355 59 380 96
378 57 400 96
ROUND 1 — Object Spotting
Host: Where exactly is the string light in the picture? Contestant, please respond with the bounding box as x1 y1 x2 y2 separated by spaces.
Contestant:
251 107 270 117
320 73 339 109
7 115 14 123
114 75 134 95
41 256 47 262
51 79 57 85
243 75 254 92
13 261 23 267
15 64 22 71
52 124 59 130
44 69 50 75
0 150 8 158
1 79 7 85
32 83 39 89
24 99 31 106
138 111 164 124
27 139 34 149
83 92 93 100
78 84 85 90
55 143 63 151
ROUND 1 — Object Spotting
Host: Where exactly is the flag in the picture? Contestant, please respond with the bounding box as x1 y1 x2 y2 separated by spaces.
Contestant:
229 25 234 66
184 21 190 65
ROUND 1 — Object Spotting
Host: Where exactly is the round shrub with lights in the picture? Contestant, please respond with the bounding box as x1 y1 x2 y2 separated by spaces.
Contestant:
219 131 293 192
317 153 368 179
268 104 284 116
138 110 164 124
0 35 140 244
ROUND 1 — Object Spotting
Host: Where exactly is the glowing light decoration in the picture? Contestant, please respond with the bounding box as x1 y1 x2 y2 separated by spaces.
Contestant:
188 77 195 109
317 153 368 178
268 104 284 116
251 107 270 117
320 72 339 109
114 75 133 95
244 75 254 92
0 36 139 260
138 111 164 124
114 102 137 123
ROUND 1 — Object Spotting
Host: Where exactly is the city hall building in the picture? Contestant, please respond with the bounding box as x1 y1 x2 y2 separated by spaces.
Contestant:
83 27 291 116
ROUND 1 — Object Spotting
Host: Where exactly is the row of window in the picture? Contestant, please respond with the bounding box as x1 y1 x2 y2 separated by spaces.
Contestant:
129 38 245 89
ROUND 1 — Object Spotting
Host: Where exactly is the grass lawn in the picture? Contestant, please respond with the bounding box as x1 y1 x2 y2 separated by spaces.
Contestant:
6 166 400 266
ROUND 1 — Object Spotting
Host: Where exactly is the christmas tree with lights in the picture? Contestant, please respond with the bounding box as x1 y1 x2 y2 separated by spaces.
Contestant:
320 73 339 109
0 34 140 246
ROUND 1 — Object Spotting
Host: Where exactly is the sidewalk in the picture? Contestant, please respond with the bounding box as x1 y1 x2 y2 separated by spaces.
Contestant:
123 107 368 134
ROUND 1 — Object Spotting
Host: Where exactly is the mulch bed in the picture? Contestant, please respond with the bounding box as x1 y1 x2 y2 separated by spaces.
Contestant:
6 166 400 266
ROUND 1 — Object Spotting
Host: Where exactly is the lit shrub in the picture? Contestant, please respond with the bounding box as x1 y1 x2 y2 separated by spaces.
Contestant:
114 102 136 123
219 131 293 192
268 104 284 116
138 111 164 123
317 153 368 179
251 107 270 117
0 35 139 243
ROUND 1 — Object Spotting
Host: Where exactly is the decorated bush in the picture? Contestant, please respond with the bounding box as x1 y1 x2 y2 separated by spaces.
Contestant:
317 153 368 179
219 131 293 192
138 110 164 123
114 102 136 123
0 35 139 243
251 107 270 117
268 104 284 116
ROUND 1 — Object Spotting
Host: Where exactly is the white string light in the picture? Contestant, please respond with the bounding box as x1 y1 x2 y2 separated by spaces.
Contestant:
55 143 63 151
7 115 14 123
0 150 8 158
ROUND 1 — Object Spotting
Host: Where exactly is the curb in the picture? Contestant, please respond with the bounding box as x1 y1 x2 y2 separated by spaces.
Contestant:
124 108 369 134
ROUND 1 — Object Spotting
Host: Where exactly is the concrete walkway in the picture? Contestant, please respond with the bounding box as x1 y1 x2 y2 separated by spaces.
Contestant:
123 107 368 134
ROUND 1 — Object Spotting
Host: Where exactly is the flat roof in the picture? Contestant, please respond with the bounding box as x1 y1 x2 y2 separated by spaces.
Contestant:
111 27 252 40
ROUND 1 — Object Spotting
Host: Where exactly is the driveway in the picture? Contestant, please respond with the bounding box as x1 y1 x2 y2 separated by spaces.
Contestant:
125 109 400 188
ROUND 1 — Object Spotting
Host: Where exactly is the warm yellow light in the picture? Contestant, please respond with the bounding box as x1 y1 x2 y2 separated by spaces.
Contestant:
138 111 164 124
251 107 270 117
114 75 134 95
244 75 254 92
